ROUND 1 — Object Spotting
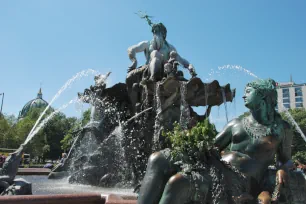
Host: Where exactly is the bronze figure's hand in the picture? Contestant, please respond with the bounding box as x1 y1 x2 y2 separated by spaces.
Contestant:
128 59 137 73
188 65 197 77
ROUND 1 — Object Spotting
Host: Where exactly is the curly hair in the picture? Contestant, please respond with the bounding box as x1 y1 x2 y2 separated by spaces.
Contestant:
151 23 167 40
246 78 278 108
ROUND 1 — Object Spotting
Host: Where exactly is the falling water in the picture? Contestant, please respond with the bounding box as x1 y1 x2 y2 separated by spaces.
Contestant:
153 83 162 146
155 83 162 115
24 97 79 145
68 128 99 178
90 105 96 123
112 124 124 146
179 81 191 129
221 89 229 123
232 89 236 118
106 123 130 183
204 84 209 117
89 97 106 124
101 124 125 161
90 73 111 123
26 69 101 143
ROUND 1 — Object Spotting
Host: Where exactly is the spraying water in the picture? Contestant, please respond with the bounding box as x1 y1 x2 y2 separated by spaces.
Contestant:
67 131 81 159
220 65 306 145
280 104 306 142
218 65 259 79
26 69 101 143
24 97 79 145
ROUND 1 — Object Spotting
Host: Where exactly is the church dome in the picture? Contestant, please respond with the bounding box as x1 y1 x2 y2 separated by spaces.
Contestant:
18 88 49 119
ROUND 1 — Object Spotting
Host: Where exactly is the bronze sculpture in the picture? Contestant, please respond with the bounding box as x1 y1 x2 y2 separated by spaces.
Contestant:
127 14 196 81
137 78 293 204
0 144 32 195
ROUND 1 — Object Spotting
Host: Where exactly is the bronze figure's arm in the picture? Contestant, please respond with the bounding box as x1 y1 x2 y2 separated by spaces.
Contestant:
168 46 196 77
277 121 293 166
214 119 237 151
127 41 149 72
272 121 293 202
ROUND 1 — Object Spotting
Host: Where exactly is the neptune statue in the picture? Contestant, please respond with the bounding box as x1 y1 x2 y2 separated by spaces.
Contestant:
127 13 196 81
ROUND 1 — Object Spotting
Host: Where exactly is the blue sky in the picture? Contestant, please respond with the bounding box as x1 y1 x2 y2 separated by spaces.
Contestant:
0 0 305 130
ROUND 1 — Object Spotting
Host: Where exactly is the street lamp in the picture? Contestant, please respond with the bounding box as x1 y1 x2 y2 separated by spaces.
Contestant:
0 93 4 117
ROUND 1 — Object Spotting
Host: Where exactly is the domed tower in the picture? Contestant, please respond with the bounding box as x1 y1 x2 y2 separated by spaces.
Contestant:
18 88 49 119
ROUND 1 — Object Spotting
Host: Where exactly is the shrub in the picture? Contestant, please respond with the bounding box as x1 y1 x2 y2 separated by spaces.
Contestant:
162 119 218 162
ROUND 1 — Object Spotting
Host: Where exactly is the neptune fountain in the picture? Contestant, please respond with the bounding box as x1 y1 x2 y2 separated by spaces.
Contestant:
48 15 306 204
48 16 235 189
2 14 306 204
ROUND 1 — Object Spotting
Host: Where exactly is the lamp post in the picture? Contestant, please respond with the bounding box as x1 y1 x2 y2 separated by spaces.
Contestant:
0 93 4 117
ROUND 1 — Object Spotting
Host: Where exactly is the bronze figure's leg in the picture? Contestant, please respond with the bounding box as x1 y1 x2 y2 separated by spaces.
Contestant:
149 50 163 81
137 152 173 204
0 180 10 192
159 173 191 204
271 169 290 203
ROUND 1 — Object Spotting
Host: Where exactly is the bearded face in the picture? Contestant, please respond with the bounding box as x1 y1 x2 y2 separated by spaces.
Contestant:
152 32 165 50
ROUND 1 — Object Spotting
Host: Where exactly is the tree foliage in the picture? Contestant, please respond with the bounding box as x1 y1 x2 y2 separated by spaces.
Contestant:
60 117 80 152
60 109 90 152
0 107 89 163
0 114 19 149
59 108 91 152
81 109 91 126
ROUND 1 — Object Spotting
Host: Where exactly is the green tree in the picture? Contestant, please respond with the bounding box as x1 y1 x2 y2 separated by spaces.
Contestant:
15 108 48 161
0 115 11 147
60 117 79 152
4 114 17 126
0 114 19 148
0 107 78 162
42 112 78 160
280 108 306 163
60 131 74 152
81 109 91 126
60 110 89 152
0 106 85 162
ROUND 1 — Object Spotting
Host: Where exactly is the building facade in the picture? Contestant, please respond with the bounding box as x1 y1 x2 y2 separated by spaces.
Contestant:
276 81 306 112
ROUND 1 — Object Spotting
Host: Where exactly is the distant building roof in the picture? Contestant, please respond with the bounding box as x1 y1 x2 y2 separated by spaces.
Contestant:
18 88 48 119
276 81 306 88
276 75 306 88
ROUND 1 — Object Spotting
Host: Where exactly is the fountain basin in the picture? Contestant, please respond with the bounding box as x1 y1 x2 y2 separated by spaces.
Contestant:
0 175 137 203
17 168 51 176
0 193 137 204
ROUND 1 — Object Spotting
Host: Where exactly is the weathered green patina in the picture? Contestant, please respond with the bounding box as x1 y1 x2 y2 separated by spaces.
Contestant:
0 145 24 193
137 79 295 204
